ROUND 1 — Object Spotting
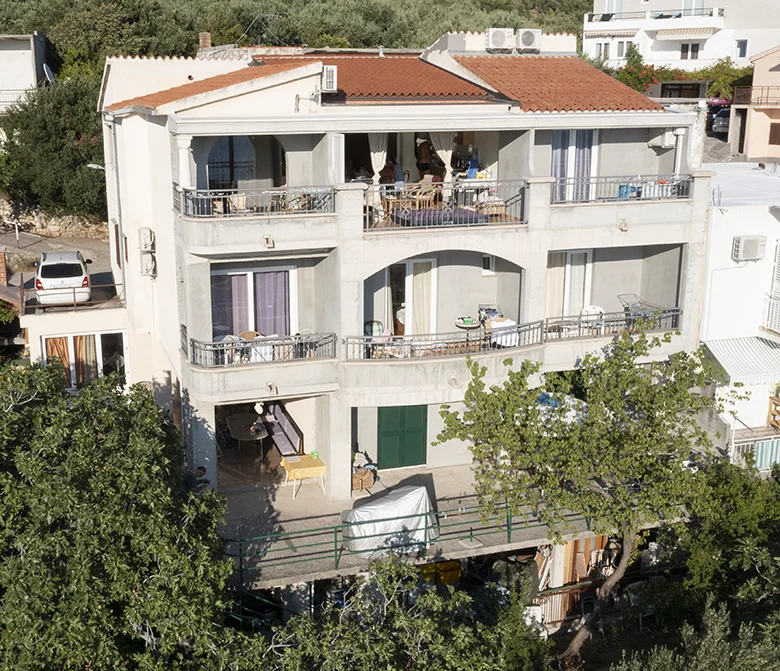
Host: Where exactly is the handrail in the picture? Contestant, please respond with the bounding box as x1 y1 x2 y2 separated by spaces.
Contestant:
733 86 780 106
22 282 126 314
175 183 336 218
587 7 723 21
346 309 681 361
551 175 692 205
189 332 336 367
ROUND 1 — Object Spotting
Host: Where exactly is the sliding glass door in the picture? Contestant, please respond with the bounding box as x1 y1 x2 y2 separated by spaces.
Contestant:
564 250 593 316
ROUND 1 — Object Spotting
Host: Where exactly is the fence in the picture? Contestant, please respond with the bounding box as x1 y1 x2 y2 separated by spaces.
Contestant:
363 180 526 231
551 175 692 205
176 185 336 218
587 7 723 21
0 89 26 111
189 332 336 367
345 309 681 361
22 282 125 314
733 86 780 106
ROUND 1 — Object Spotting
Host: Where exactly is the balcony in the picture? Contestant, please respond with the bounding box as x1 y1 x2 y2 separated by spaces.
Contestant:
345 308 681 361
550 175 691 205
363 180 526 232
586 7 723 22
174 184 336 218
187 332 337 368
0 89 25 112
733 86 780 106
21 282 125 316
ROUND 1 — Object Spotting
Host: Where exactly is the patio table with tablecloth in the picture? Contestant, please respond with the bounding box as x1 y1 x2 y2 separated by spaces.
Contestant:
280 454 327 498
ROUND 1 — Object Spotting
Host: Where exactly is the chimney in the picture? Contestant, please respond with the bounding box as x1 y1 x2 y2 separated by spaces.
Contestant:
0 252 7 286
199 32 212 49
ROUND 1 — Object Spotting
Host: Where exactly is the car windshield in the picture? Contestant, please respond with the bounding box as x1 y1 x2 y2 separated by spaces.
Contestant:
40 263 84 279
715 110 729 118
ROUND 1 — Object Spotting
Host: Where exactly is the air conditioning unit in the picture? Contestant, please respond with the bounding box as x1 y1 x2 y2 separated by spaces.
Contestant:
140 252 157 277
322 65 338 93
138 226 155 252
648 130 675 149
486 28 515 52
732 235 767 262
516 28 542 52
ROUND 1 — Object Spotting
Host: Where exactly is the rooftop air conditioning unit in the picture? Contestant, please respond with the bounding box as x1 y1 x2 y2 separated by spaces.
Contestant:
486 28 515 52
732 235 767 262
138 226 155 252
322 65 338 93
516 28 542 52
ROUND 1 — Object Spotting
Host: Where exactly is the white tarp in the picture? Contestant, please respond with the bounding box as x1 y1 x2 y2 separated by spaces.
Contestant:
341 486 439 555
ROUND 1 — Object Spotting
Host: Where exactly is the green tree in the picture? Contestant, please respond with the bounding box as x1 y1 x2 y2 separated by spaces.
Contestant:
0 75 106 219
437 330 721 660
0 363 234 669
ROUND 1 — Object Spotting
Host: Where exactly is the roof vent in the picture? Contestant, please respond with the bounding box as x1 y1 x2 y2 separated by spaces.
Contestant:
516 28 542 52
486 28 515 52
322 65 338 93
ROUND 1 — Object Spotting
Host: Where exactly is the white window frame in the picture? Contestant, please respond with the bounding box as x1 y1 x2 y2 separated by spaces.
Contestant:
482 254 496 276
617 41 625 58
210 264 298 337
42 330 129 389
563 250 593 317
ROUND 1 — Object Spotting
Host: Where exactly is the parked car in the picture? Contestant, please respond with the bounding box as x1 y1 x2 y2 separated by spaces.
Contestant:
712 109 731 135
34 251 92 306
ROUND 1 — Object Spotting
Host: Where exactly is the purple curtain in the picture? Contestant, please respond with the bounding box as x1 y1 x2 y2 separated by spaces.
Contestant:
254 271 290 336
210 274 249 338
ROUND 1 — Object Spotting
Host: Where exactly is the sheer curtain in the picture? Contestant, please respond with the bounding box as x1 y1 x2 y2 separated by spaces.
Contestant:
546 252 566 318
46 337 71 387
429 132 455 182
551 130 569 203
255 271 290 336
412 262 432 334
573 130 593 203
368 133 388 185
566 252 589 315
75 335 98 385
210 274 249 338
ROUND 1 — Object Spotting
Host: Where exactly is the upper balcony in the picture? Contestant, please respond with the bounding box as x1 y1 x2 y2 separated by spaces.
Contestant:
733 87 780 107
0 89 26 112
585 6 724 29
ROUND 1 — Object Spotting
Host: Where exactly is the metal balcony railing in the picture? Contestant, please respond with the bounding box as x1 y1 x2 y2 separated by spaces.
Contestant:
587 7 723 21
765 296 780 335
730 436 780 471
550 175 692 205
363 180 526 231
0 89 26 111
345 308 681 361
188 332 336 368
175 184 336 218
22 282 125 315
733 86 780 106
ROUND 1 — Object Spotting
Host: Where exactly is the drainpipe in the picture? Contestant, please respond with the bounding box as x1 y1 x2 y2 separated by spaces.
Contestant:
672 127 686 176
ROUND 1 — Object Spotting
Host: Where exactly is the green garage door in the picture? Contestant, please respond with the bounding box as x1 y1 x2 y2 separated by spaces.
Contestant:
377 405 427 469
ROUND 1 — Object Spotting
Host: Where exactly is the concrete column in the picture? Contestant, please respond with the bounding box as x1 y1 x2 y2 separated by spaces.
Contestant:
524 176 554 230
336 183 369 342
673 127 686 175
185 394 218 489
184 255 212 343
520 263 548 324
176 134 194 189
325 393 353 501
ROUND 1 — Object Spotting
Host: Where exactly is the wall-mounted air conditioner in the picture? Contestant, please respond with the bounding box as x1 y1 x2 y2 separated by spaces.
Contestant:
732 235 767 262
140 252 157 277
322 66 338 93
486 28 515 52
516 28 542 52
138 226 156 252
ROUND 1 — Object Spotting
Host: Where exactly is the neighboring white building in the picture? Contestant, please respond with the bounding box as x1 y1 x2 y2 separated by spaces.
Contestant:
20 31 712 594
582 0 780 72
0 33 47 111
700 162 780 471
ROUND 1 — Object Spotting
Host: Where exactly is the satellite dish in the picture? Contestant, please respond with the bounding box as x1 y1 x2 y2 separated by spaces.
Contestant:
43 63 56 86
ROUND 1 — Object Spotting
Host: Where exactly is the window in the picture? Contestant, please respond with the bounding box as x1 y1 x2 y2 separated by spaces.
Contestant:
690 43 699 60
44 332 126 388
596 43 603 58
113 222 121 267
482 254 495 276
550 129 599 203
617 41 625 58
736 39 748 59
123 235 129 263
770 123 780 146
660 82 701 98
603 42 611 59
681 43 689 60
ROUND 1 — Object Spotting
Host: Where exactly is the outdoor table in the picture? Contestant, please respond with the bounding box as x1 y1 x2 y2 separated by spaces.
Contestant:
225 413 268 465
280 454 327 498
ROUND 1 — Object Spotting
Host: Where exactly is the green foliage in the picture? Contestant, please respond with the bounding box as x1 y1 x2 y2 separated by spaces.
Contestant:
611 601 780 671
0 364 234 669
0 75 106 219
272 558 552 671
0 300 16 324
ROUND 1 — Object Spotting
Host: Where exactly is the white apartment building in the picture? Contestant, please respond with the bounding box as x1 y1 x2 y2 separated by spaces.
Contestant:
19 31 711 594
583 0 780 72
0 33 47 111
701 162 780 472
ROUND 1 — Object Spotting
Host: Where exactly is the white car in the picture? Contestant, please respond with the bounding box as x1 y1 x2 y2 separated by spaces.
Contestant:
35 251 92 306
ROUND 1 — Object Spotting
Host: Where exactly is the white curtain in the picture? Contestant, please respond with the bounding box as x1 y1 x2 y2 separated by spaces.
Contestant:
429 132 455 183
412 262 433 334
546 252 566 318
368 133 388 185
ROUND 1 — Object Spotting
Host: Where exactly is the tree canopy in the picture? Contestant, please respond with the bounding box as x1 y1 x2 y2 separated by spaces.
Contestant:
436 329 722 658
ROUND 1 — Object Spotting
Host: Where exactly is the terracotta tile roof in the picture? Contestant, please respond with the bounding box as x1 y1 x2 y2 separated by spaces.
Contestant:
455 55 663 112
105 61 314 111
257 54 492 100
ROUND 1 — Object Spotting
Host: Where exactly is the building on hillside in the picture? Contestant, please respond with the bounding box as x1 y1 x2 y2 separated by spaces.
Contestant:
582 0 780 71
19 29 711 609
700 162 780 472
0 33 47 111
730 44 780 162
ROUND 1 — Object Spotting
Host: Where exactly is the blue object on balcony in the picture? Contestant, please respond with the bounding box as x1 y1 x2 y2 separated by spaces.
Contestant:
617 184 638 199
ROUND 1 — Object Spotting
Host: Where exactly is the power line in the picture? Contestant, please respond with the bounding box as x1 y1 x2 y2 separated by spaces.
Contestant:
236 12 288 47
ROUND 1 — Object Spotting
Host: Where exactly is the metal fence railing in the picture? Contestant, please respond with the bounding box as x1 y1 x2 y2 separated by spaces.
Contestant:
587 7 723 21
189 332 336 367
551 175 692 205
0 89 26 111
176 184 336 218
225 502 589 581
733 86 780 106
364 180 526 231
730 437 780 471
346 309 681 361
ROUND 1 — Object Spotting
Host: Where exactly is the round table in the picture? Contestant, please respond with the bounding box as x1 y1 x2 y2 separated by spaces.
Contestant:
454 318 482 351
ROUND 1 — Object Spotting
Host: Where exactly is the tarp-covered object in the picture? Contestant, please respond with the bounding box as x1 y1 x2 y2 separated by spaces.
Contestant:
341 486 439 555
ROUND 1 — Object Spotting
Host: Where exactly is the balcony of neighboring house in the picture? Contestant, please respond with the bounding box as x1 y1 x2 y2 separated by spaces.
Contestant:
0 89 26 111
174 134 338 254
733 86 780 107
585 5 724 27
182 258 339 402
